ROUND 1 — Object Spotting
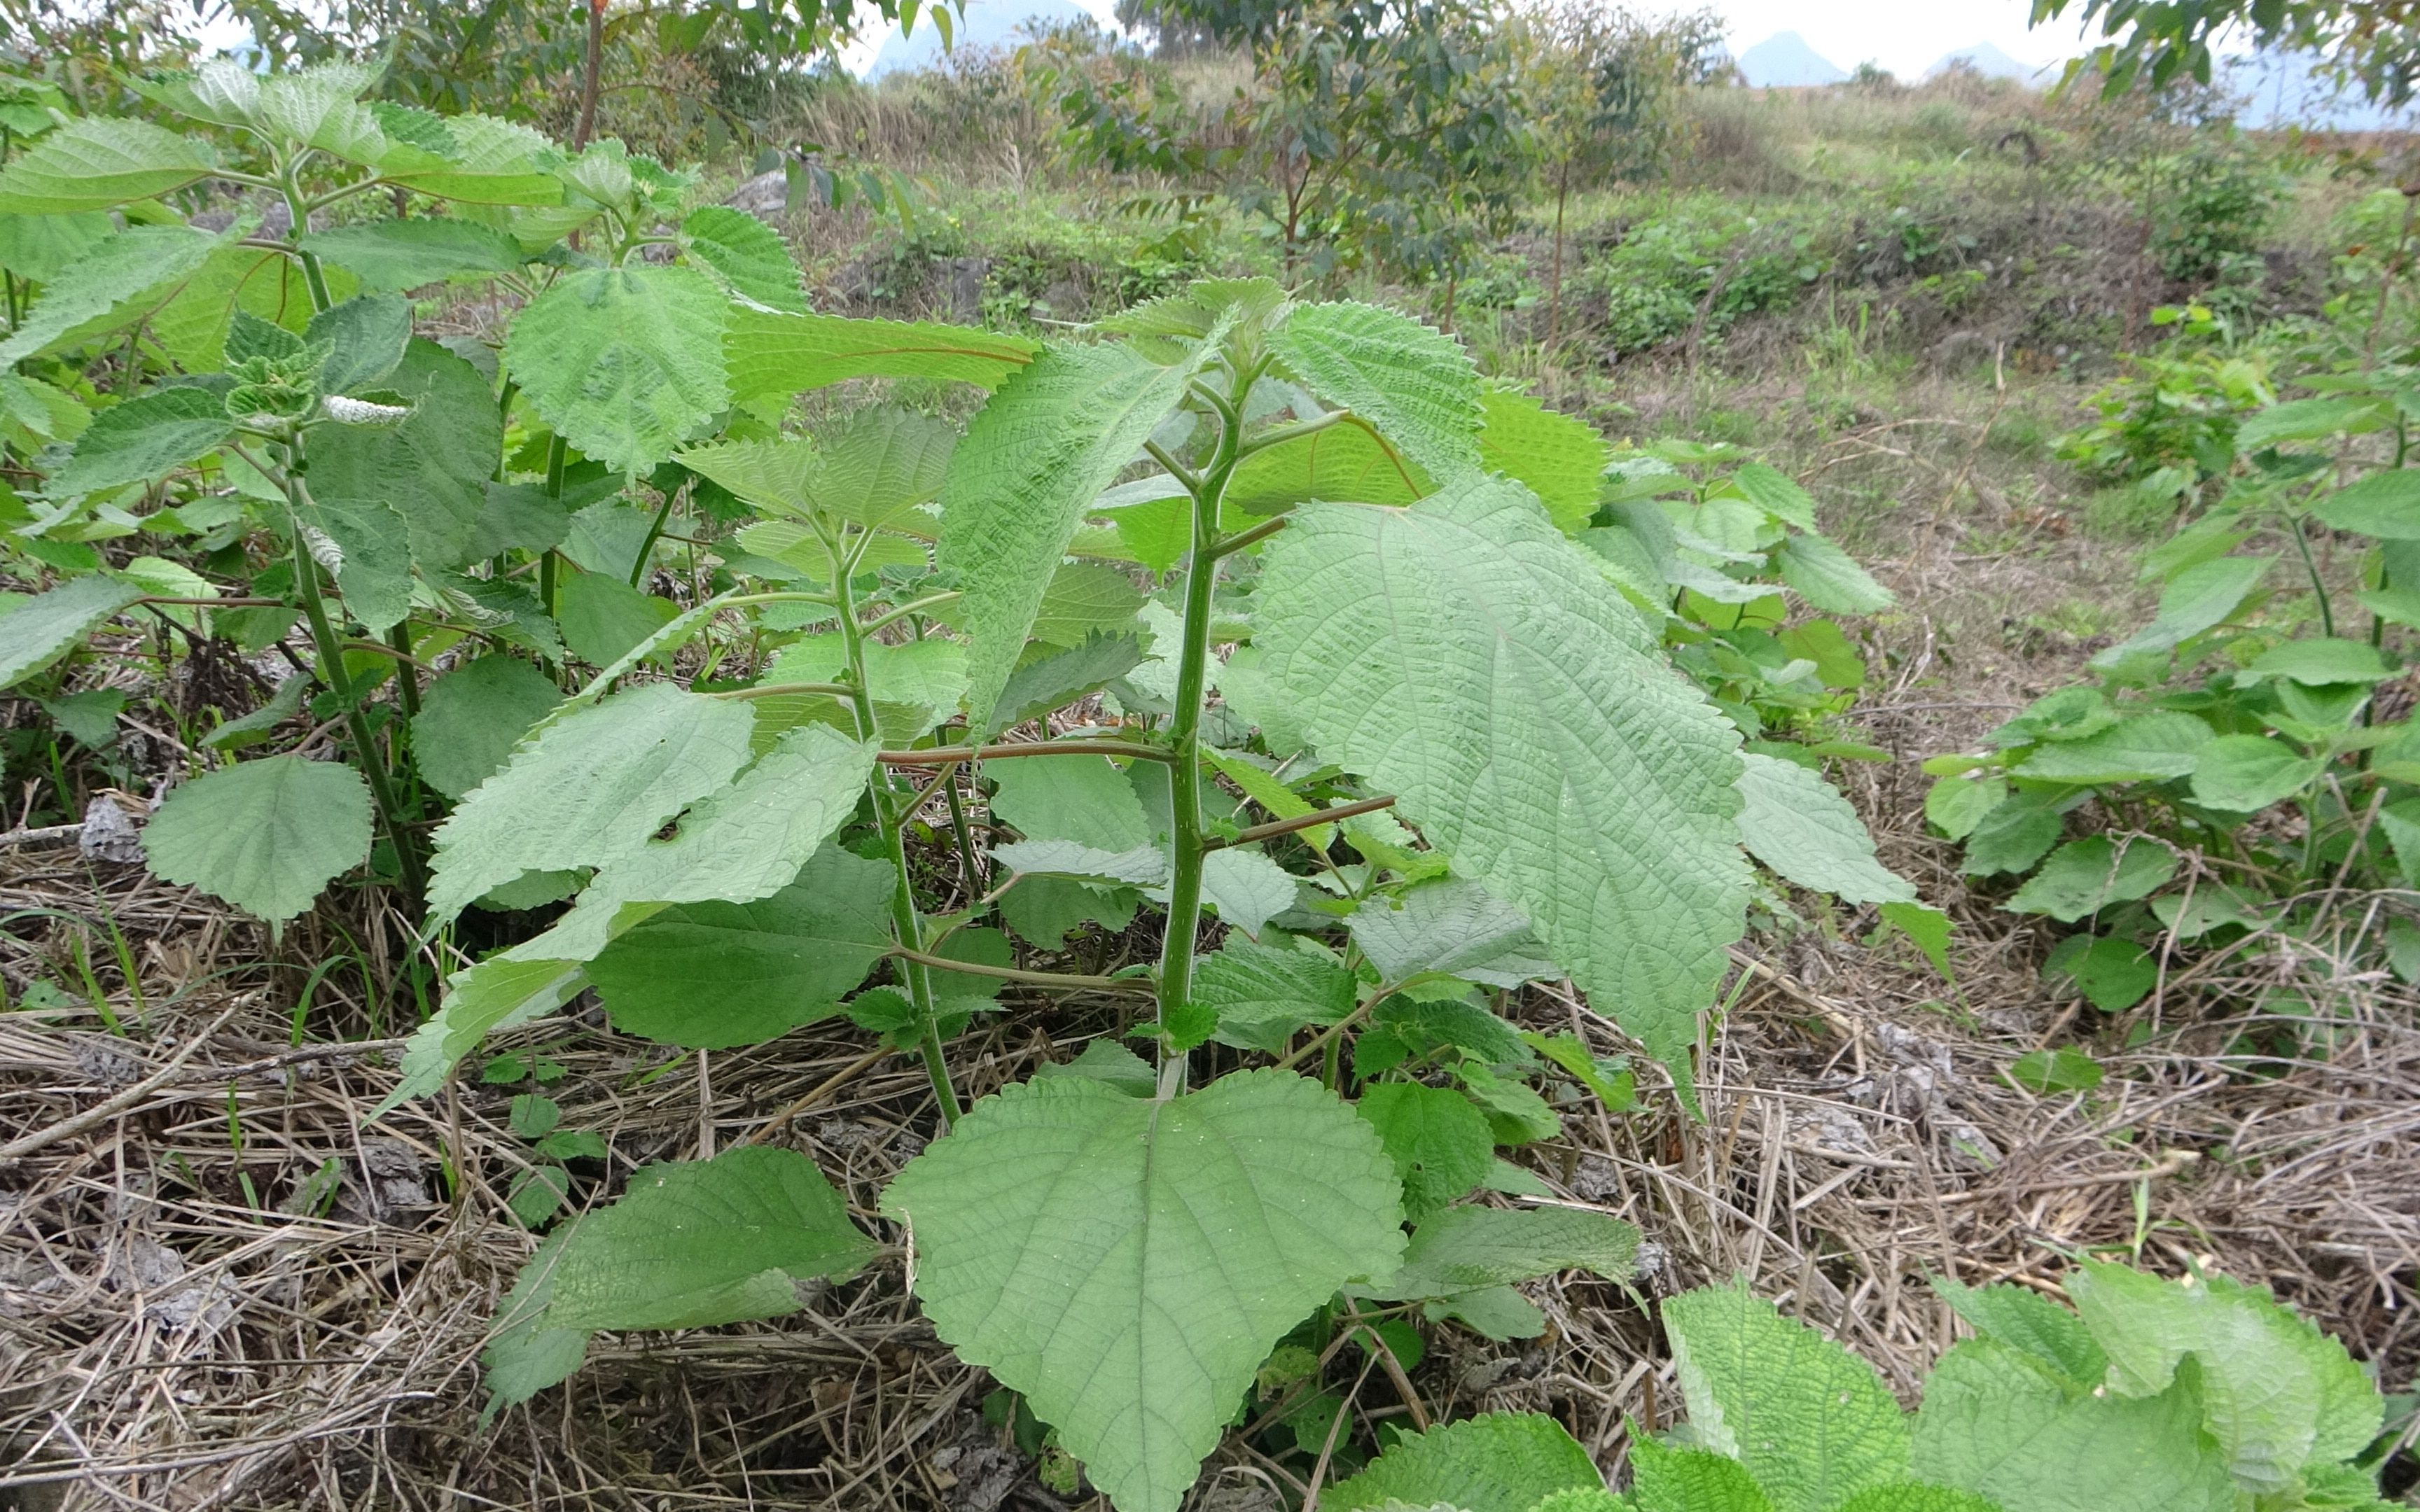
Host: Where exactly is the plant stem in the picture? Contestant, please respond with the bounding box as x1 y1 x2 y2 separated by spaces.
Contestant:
1153 364 1248 1097
287 497 428 905
278 169 335 315
877 738 1171 766
837 568 961 1125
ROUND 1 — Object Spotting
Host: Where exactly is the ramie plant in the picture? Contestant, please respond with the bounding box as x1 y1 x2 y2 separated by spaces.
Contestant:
0 60 1935 1512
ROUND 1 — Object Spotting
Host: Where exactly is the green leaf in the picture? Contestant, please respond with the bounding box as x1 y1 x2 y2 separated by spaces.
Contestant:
1776 531 1894 614
0 224 221 368
1730 461 1819 531
1627 1435 1776 1512
1197 848 1297 938
2091 556 2268 668
992 632 1148 734
1374 1205 1639 1301
2059 935 2158 1012
140 755 373 924
1828 1485 1999 1512
2066 1261 2383 1491
2012 713 2212 783
2237 395 2386 447
542 1147 875 1332
2005 837 2177 922
307 337 500 574
1225 417 1426 517
503 265 730 474
817 404 958 528
377 113 564 206
1188 935 1355 1052
938 339 1206 728
1325 1413 1603 1512
295 484 414 634
512 722 875 962
426 682 756 925
1912 1338 2237 1512
1478 388 1608 535
724 307 1037 401
379 955 587 1114
557 571 679 667
1032 561 1148 648
2312 469 2420 538
2189 734 2323 812
0 118 214 214
48 386 229 496
1959 792 2064 877
410 655 562 800
1356 1082 1495 1221
307 293 411 395
989 749 1153 850
0 574 141 689
681 206 808 314
1349 878 1560 990
298 218 525 292
0 209 113 283
2240 636 2395 687
2005 1046 2104 1095
1734 754 1915 905
994 837 1168 886
1271 300 1482 481
480 1227 589 1420
1928 1276 2106 1388
587 846 896 1049
1661 1284 1911 1512
1258 475 1748 1075
881 1070 1405 1512
1924 774 2007 841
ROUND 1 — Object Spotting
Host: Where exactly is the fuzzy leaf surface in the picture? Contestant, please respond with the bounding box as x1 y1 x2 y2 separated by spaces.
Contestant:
308 338 499 574
1257 475 1748 1072
543 1147 875 1332
725 308 1037 400
881 1070 1405 1512
425 682 756 925
298 218 524 292
1735 754 1915 904
939 339 1205 727
410 655 562 799
0 574 142 688
1270 301 1482 482
1356 1082 1494 1221
1478 387 1607 535
1324 1413 1603 1512
140 755 372 923
52 386 231 496
680 206 809 313
504 265 729 473
0 224 220 366
1662 1284 1911 1512
0 119 214 214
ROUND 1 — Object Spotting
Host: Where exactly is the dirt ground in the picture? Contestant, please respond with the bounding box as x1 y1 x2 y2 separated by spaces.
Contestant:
4 370 2417 1511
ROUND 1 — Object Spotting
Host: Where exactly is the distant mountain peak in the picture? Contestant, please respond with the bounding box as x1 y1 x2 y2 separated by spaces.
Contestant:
867 0 1097 76
1925 41 2040 82
1734 31 1847 89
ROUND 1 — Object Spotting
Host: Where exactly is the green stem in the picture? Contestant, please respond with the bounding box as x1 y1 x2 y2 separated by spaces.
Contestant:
629 484 677 589
287 493 428 905
2290 511 2335 638
279 171 335 315
837 568 961 1126
1153 366 1248 1098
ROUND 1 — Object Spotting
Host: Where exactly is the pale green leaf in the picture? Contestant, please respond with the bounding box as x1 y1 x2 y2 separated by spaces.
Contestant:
307 293 412 396
1662 1284 1911 1512
557 572 679 667
1627 1435 1776 1512
1478 387 1608 535
2066 1261 2382 1490
2012 713 2212 784
425 682 756 924
1032 561 1148 648
2237 396 2385 447
1730 461 1819 531
543 1147 875 1333
0 224 221 367
1826 1483 1999 1512
0 118 214 214
2192 734 2325 811
2005 836 2176 921
1197 847 1297 938
1734 754 1915 905
1225 417 1426 517
1325 1413 1603 1512
410 655 562 800
48 386 229 496
2091 556 2269 668
988 750 1153 850
298 218 525 292
1924 775 2006 841
1348 878 1560 989
378 113 563 205
991 632 1148 734
140 755 372 923
938 339 1206 727
882 1070 1405 1512
503 264 730 474
588 847 896 1049
1373 1205 1639 1301
480 1226 589 1420
2241 636 2395 687
1928 1277 2106 1388
1776 531 1894 614
2312 469 2420 539
510 722 875 962
1271 300 1482 481
1258 475 1748 1073
295 484 414 633
816 405 958 529
681 205 808 314
1912 1338 2236 1512
377 955 586 1114
725 307 1037 401
0 209 113 284
993 837 1169 886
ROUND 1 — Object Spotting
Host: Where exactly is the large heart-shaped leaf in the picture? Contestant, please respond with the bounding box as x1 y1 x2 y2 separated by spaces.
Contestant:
882 1070 1404 1512
141 755 373 924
